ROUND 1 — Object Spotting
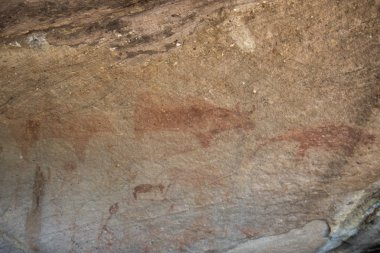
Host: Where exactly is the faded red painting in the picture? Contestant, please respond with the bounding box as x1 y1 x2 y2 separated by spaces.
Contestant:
7 113 115 161
134 93 254 147
255 124 376 157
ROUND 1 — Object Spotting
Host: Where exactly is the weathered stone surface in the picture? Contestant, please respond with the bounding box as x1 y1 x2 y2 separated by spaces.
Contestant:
0 0 379 252
227 220 329 253
330 208 380 253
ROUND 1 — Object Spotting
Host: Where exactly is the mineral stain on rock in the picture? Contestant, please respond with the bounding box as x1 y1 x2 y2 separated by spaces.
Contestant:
134 93 254 147
25 165 45 252
8 113 115 161
255 124 376 157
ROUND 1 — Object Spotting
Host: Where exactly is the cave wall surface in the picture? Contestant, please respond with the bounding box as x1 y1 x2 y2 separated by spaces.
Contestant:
0 0 379 252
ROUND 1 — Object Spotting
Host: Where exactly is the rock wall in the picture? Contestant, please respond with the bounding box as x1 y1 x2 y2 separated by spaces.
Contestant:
0 0 379 252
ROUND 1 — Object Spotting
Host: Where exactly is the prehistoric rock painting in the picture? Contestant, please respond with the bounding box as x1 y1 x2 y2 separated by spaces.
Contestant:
255 124 376 158
134 93 254 147
133 184 165 200
7 113 115 161
239 226 261 239
25 165 45 252
97 202 120 250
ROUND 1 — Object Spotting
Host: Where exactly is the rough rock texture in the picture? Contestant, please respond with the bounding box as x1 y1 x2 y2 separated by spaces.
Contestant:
0 0 379 252
227 220 329 253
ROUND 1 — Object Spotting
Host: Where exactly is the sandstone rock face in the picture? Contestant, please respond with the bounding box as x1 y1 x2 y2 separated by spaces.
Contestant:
0 0 379 252
227 220 329 253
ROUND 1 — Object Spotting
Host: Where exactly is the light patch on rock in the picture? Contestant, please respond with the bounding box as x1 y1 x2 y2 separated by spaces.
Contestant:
26 33 48 48
227 220 329 253
332 190 366 226
317 182 380 253
9 41 21 47
228 18 256 53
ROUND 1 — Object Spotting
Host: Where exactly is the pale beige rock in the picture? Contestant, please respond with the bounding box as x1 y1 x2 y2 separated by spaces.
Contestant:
228 220 329 253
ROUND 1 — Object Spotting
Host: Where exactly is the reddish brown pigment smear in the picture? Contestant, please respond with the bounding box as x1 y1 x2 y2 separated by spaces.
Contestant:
240 227 260 239
108 202 119 215
64 161 77 172
255 124 376 157
25 165 45 252
8 113 114 161
134 93 254 147
97 202 120 249
133 184 165 200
